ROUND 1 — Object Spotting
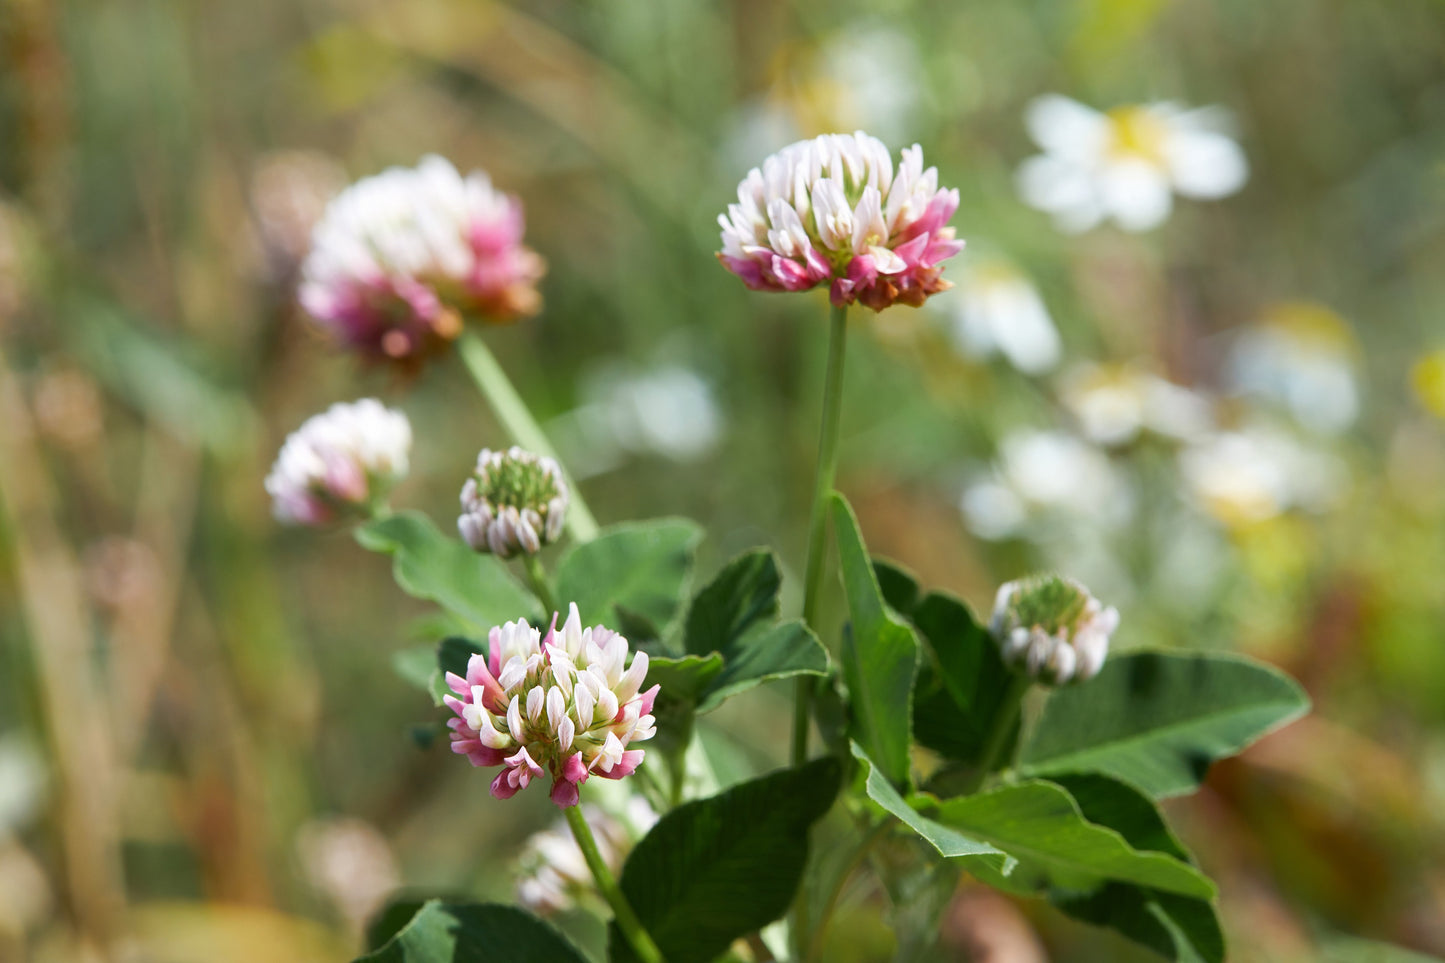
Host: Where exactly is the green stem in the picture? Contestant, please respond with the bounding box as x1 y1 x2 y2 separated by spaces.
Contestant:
793 303 849 766
964 673 1032 794
806 819 890 963
519 554 557 616
457 331 600 542
565 803 666 963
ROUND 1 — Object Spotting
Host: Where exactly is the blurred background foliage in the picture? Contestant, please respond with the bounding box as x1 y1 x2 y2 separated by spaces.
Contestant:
2 0 1445 959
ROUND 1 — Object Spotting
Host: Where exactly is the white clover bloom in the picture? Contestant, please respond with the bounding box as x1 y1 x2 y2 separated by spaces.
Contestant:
946 258 1061 375
265 399 411 526
1017 95 1248 233
1060 362 1214 447
1179 425 1348 527
991 574 1119 686
515 795 657 915
444 604 658 807
1227 302 1360 436
300 155 544 365
458 447 569 557
960 430 1131 541
718 132 963 310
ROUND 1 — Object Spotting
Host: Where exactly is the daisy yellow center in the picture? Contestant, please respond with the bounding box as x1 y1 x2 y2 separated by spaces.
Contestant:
1264 302 1356 356
1106 106 1170 166
1411 350 1445 419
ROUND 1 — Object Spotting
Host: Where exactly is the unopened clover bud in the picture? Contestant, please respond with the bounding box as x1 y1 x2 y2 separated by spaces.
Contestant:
457 446 569 558
990 574 1118 686
265 399 411 526
443 604 658 807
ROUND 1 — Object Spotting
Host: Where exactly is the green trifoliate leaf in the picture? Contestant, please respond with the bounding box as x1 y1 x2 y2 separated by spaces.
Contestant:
909 591 1017 772
851 743 1001 859
1020 651 1310 798
680 550 828 713
356 511 540 631
831 494 919 789
928 780 1216 900
554 519 702 633
610 759 841 963
1043 773 1224 963
355 900 587 963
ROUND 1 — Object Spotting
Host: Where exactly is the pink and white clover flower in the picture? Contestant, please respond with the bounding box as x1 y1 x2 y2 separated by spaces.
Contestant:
264 399 411 526
300 155 545 365
717 132 963 311
444 604 658 807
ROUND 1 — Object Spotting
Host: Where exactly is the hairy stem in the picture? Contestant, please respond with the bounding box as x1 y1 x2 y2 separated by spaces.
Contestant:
965 673 1033 794
519 553 557 616
565 803 666 963
794 303 849 766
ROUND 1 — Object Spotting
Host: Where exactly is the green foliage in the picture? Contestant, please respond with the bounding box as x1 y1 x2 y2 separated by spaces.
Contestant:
610 759 841 963
554 519 702 630
1047 774 1224 962
910 591 1018 771
852 743 1002 859
931 780 1215 899
356 511 541 632
681 549 828 713
831 494 919 789
354 900 588 963
1021 651 1311 797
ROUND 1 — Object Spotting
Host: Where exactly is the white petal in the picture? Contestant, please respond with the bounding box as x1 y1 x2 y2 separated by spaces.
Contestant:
1165 129 1248 199
1025 95 1110 162
1099 160 1173 232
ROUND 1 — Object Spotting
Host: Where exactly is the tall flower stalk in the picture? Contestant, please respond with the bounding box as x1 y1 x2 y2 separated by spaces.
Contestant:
716 132 963 764
564 804 666 963
795 302 848 764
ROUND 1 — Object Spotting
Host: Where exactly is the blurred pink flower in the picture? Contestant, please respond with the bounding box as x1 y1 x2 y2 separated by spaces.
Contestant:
717 132 963 311
264 399 411 526
299 155 545 365
445 604 658 807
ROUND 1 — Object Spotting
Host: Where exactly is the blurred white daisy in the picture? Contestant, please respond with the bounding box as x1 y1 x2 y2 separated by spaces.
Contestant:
1179 424 1348 526
1016 94 1248 233
946 258 1061 375
961 429 1132 540
1226 302 1360 436
1060 362 1214 447
555 364 724 476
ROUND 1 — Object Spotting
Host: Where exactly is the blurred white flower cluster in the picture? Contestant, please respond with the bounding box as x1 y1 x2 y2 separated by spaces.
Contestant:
265 399 411 526
300 155 544 364
515 791 657 915
1017 95 1248 233
555 363 724 476
945 258 1061 375
1227 302 1360 436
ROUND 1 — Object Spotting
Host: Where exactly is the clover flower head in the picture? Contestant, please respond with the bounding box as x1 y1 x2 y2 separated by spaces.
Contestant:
1016 95 1248 233
717 131 963 311
444 604 658 807
458 446 569 557
299 155 545 365
990 574 1118 686
265 399 411 526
